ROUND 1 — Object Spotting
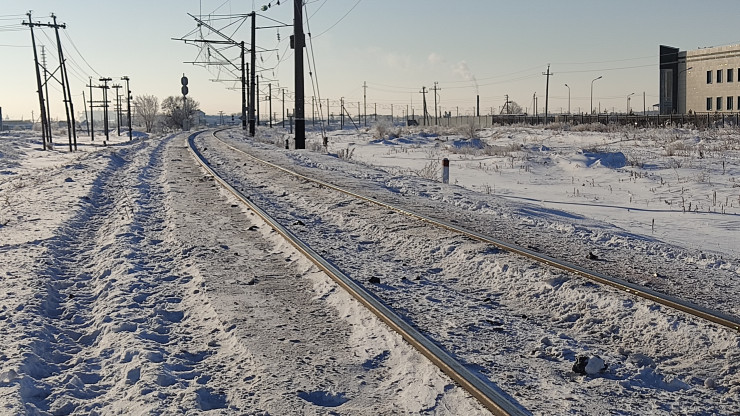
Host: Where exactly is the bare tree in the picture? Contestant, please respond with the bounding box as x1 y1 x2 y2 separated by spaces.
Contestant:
161 96 200 130
134 95 159 133
500 101 524 115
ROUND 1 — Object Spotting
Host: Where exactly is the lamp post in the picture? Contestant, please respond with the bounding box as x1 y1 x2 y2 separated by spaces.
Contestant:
590 76 602 115
564 84 570 114
627 92 635 114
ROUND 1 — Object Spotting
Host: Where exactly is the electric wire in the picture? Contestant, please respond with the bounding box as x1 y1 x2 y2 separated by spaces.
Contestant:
313 0 362 39
63 30 100 77
304 1 327 137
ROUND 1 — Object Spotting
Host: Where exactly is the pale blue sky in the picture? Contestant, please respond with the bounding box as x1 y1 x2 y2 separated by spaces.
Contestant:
3 0 740 120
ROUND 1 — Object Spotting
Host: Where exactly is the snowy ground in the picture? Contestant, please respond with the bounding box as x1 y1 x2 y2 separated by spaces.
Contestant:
1 123 739 415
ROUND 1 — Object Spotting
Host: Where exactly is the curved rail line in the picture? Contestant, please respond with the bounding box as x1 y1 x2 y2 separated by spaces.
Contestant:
186 131 529 416
207 128 740 334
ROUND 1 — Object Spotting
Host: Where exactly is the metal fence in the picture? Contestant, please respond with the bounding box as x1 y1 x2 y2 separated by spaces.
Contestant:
417 112 740 129
303 112 740 132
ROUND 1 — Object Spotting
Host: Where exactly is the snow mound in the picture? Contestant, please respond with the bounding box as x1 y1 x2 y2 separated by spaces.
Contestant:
561 151 628 169
582 151 627 169
450 138 486 149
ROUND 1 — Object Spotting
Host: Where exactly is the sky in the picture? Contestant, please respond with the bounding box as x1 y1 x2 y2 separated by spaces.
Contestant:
4 0 740 121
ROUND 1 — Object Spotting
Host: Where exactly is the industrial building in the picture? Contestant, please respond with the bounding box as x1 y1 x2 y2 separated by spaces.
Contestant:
660 44 740 114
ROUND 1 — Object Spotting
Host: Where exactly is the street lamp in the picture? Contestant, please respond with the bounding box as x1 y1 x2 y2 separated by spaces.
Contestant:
564 84 571 114
627 92 635 114
590 76 602 115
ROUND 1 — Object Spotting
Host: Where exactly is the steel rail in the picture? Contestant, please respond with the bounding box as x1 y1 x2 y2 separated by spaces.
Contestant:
186 131 529 416
209 129 740 334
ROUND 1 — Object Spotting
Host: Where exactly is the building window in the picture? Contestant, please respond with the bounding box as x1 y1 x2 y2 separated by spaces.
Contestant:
717 97 722 110
729 68 734 83
728 96 734 111
707 97 712 110
717 69 723 83
707 70 713 84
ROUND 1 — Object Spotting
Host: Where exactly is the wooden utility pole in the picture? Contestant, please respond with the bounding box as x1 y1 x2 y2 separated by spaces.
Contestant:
112 84 122 135
122 76 132 140
99 77 112 144
23 12 49 150
51 14 76 150
87 79 94 141
420 86 429 126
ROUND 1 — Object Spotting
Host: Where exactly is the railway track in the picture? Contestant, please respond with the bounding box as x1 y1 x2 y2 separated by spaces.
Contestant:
186 128 740 414
187 131 529 416
204 129 740 334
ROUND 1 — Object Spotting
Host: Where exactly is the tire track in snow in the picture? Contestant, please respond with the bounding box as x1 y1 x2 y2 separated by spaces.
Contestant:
14 136 252 414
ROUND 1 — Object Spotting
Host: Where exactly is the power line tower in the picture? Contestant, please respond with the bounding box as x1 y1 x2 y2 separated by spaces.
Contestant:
24 13 78 150
542 64 553 124
175 13 251 135
40 45 52 143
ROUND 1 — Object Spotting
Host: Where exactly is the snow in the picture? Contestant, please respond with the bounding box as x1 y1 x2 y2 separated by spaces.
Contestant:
1 123 739 415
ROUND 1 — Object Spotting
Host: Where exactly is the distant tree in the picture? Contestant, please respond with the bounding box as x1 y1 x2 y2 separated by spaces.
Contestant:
134 95 159 133
500 101 523 115
161 96 200 130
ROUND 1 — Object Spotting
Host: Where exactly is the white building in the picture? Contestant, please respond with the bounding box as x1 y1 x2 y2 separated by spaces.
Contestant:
660 44 740 114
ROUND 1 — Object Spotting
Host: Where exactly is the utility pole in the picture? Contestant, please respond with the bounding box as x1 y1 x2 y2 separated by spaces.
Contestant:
431 82 440 125
23 12 49 150
340 97 344 129
41 45 52 144
82 90 89 135
420 86 429 126
87 79 94 141
293 0 306 149
268 83 272 128
112 84 122 135
99 77 112 144
249 12 257 136
282 89 286 128
363 81 367 127
542 64 553 124
122 76 132 140
256 75 260 126
241 41 247 131
51 13 76 150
